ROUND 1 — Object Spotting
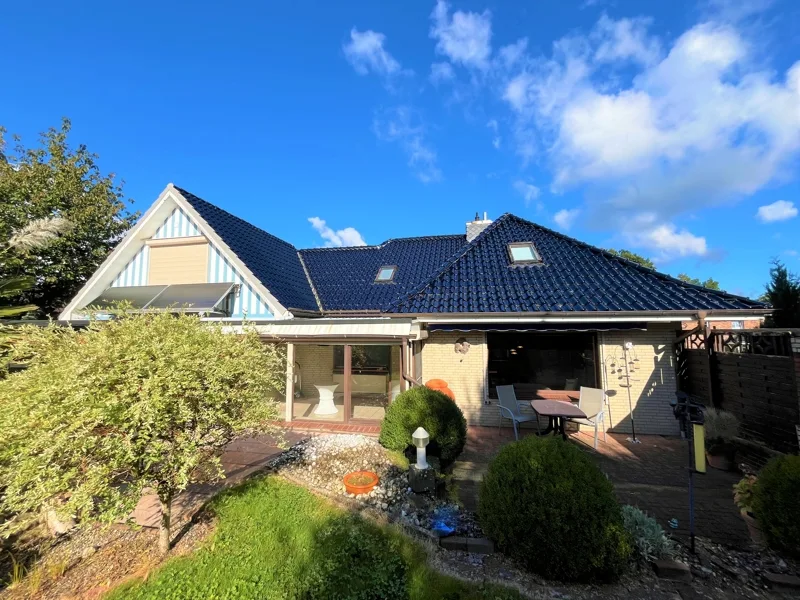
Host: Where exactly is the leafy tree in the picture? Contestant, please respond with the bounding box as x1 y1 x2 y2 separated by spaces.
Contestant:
0 119 137 317
677 273 721 290
764 260 800 328
0 312 284 554
606 248 655 270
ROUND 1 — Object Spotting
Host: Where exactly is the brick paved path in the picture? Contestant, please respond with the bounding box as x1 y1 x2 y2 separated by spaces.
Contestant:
132 431 307 528
453 426 751 548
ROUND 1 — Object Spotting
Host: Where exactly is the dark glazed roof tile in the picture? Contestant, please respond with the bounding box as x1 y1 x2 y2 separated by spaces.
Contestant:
387 214 766 314
175 187 319 312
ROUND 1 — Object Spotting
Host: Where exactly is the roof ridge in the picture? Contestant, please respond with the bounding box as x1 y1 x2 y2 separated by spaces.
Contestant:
386 214 513 311
298 233 465 253
174 186 299 252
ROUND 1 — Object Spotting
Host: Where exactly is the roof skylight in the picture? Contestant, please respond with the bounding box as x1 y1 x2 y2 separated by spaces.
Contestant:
375 265 397 282
508 242 540 264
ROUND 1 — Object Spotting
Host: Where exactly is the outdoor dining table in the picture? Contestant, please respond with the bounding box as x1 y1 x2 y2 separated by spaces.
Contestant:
530 400 587 440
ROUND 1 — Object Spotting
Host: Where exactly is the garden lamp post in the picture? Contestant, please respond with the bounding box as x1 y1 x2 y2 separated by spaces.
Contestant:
412 427 430 470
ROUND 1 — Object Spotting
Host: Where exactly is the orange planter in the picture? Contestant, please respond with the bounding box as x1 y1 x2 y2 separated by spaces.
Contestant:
425 379 455 400
343 471 379 495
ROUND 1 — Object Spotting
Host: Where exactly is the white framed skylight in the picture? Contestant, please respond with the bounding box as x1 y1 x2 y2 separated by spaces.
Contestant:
375 265 397 282
508 242 540 264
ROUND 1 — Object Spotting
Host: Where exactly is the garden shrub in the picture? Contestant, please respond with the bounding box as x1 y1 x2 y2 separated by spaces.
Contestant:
752 455 800 558
478 436 631 582
379 386 467 464
621 505 675 564
703 408 739 453
305 515 408 600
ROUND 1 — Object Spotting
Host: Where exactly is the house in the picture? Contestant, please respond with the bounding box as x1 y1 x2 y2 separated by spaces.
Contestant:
60 184 770 436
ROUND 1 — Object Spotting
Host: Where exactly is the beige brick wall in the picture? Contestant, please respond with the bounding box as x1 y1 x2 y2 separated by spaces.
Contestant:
599 325 680 435
420 326 682 435
295 344 335 397
420 331 489 426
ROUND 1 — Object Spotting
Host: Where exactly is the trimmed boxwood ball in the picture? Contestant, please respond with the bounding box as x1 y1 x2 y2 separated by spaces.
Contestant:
478 436 632 582
752 454 800 558
379 386 467 464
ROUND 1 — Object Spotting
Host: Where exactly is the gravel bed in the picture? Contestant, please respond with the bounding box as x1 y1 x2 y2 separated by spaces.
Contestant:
270 434 410 511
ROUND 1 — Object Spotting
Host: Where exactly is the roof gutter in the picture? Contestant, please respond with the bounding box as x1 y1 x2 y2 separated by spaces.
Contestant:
409 309 772 323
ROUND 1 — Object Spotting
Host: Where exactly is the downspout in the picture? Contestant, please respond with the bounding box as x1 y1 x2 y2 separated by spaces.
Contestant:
400 337 417 389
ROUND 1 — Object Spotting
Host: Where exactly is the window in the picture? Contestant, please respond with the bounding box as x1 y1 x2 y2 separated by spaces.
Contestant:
375 265 397 282
333 345 391 375
508 242 540 264
487 332 597 398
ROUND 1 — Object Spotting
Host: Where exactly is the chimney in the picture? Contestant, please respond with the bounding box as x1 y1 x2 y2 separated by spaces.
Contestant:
466 212 492 242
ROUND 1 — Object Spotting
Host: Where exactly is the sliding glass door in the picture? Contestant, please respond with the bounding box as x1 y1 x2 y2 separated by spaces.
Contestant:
292 342 401 423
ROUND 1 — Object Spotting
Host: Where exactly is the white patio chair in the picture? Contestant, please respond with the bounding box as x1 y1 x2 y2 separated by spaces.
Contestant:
568 386 607 449
496 385 539 440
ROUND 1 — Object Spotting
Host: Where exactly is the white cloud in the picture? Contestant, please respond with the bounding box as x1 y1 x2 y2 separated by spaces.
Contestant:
430 61 455 84
622 215 708 261
430 0 492 70
373 106 442 183
757 200 798 222
308 217 367 247
593 15 661 65
553 208 580 230
513 179 540 205
496 13 800 257
486 119 501 149
343 28 402 77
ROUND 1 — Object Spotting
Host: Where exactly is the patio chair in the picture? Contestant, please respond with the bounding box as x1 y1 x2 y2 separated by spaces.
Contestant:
568 386 607 449
496 385 539 440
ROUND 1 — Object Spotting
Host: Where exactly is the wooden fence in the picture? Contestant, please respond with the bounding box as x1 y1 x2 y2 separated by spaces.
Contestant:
677 329 800 457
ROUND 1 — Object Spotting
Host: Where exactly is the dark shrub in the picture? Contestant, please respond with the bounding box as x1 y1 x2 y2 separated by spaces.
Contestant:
753 454 800 558
379 386 467 464
478 436 631 582
306 515 408 600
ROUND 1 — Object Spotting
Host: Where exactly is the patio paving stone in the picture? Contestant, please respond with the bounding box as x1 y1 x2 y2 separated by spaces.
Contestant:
452 426 752 549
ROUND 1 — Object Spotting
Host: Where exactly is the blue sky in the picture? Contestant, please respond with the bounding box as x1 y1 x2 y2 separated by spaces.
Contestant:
3 0 800 298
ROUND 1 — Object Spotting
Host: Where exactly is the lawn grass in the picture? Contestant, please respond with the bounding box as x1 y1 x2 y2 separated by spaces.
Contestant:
109 475 523 600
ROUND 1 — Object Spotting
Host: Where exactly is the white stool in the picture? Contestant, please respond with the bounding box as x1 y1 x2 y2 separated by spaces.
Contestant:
313 384 339 415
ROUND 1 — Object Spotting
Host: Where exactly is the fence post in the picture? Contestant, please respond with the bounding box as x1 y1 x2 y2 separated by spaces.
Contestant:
700 317 716 408
791 333 800 452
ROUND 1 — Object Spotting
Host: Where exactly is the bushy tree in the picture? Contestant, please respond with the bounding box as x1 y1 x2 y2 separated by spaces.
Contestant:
763 260 800 327
0 119 137 316
677 273 721 290
0 312 284 553
606 248 655 270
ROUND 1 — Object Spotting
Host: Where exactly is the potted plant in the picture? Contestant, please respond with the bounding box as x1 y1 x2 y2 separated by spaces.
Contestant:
733 475 764 546
704 408 739 471
343 471 379 495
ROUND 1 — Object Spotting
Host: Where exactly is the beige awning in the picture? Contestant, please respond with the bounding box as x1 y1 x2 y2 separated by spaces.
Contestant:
218 318 422 341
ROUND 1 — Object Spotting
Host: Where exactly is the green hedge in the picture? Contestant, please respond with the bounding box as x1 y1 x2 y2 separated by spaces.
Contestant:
478 436 631 582
753 454 800 558
379 386 467 464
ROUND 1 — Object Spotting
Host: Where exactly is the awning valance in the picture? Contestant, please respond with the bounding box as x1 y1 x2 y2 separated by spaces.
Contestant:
428 322 648 333
81 283 238 316
220 318 421 340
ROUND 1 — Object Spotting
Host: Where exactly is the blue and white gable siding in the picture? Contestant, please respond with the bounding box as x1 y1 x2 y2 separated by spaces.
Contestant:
111 207 274 319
